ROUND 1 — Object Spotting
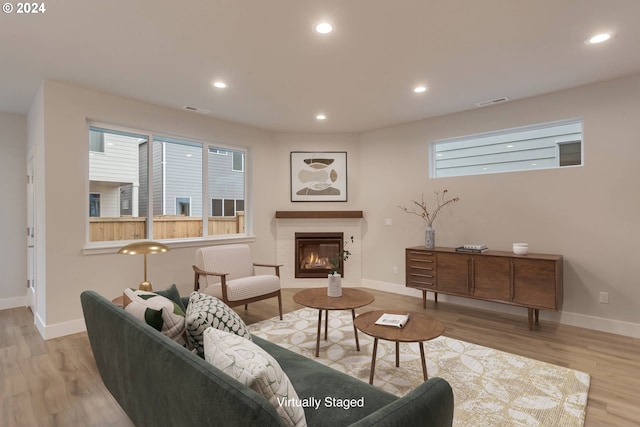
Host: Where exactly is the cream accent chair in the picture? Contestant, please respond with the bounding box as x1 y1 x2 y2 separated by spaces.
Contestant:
193 244 283 319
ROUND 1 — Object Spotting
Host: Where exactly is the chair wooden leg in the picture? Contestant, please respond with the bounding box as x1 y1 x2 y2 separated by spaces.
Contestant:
244 304 248 311
277 293 283 320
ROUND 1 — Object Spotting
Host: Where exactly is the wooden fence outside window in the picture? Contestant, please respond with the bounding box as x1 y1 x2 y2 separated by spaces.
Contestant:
89 212 245 241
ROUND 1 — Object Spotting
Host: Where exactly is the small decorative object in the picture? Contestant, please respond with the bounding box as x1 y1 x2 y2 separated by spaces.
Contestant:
327 236 354 297
327 272 342 297
399 190 460 249
425 225 435 249
118 241 170 291
512 243 529 255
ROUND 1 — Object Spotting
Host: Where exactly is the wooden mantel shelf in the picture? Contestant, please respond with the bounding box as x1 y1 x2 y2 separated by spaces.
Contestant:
275 210 363 219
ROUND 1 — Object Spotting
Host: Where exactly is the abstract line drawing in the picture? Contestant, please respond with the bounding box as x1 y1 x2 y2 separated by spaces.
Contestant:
290 152 347 202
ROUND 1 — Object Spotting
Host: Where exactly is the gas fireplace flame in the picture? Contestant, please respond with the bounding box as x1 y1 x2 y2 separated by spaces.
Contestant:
301 252 334 270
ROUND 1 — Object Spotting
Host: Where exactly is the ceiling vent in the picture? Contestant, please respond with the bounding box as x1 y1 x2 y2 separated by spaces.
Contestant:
183 105 211 115
475 97 509 108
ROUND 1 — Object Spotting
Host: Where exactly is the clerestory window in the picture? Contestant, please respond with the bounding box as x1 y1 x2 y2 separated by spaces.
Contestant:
431 119 583 178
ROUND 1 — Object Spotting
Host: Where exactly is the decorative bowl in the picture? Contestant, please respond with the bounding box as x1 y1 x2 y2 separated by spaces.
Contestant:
512 243 528 255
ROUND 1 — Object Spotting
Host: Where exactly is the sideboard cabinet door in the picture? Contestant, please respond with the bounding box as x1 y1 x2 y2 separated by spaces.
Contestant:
436 253 470 295
472 256 510 301
512 258 558 310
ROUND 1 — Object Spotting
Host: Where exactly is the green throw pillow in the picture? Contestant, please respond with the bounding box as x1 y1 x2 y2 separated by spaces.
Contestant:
185 291 252 357
154 284 187 313
123 288 186 345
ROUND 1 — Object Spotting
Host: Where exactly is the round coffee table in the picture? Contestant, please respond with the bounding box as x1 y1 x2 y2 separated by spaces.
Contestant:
354 309 445 384
293 287 375 357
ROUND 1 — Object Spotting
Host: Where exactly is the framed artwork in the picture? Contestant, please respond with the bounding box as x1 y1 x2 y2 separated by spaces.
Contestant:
290 151 347 202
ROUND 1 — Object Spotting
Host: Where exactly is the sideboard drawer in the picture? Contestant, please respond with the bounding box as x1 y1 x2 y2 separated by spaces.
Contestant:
406 249 437 289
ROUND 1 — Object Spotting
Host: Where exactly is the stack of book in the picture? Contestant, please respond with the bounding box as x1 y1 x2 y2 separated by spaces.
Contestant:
455 244 488 253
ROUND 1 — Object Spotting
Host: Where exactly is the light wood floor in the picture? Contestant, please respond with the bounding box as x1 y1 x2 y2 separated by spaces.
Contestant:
2 288 639 426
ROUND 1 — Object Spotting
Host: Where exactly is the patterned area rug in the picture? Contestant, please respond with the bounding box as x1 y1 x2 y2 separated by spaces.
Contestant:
249 307 590 427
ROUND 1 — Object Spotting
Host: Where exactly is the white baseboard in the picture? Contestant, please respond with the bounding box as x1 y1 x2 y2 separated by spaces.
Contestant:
34 313 87 340
0 295 27 311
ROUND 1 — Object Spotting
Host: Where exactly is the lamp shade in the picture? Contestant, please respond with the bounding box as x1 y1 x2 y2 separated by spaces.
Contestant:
118 241 169 291
118 241 170 256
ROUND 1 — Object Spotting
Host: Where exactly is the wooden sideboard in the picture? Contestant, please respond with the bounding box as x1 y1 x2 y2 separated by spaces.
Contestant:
405 246 563 330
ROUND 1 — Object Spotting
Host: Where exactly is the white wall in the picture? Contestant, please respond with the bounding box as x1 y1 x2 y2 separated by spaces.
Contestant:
359 73 640 337
0 112 27 309
29 81 276 338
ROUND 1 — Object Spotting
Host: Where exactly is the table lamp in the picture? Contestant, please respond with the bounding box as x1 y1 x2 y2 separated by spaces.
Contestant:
118 241 169 291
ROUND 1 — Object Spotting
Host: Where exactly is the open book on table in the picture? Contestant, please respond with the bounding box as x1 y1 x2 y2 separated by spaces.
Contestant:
375 313 411 328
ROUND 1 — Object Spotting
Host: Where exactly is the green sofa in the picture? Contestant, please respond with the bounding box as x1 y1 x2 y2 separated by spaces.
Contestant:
80 290 454 426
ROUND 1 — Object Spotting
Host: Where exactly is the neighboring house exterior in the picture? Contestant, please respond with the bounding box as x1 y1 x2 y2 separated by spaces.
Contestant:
208 147 245 216
89 129 244 221
88 130 141 218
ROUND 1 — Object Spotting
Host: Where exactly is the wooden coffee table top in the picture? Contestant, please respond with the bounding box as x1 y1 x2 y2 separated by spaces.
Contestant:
354 310 445 343
293 287 375 311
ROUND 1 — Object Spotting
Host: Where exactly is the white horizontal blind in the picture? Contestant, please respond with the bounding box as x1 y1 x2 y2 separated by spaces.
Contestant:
432 119 582 177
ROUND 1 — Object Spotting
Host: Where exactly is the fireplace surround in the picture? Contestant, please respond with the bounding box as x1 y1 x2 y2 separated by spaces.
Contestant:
295 232 343 278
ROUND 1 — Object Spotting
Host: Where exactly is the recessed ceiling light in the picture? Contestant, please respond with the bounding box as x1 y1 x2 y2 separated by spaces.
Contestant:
212 81 227 89
316 114 327 120
414 86 428 93
587 33 612 44
315 22 333 34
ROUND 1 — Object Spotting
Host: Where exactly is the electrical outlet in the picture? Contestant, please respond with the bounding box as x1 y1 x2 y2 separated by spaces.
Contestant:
392 266 398 274
599 292 609 304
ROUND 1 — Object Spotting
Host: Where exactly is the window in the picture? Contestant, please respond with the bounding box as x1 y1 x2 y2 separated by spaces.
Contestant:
89 193 101 217
176 197 191 216
88 124 247 243
232 151 244 172
431 119 583 178
89 130 105 153
212 198 245 216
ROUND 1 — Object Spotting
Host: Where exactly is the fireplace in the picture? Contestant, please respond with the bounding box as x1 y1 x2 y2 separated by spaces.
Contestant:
295 232 343 278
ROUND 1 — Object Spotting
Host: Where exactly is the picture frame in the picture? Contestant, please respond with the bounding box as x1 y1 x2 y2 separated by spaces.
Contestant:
290 151 347 202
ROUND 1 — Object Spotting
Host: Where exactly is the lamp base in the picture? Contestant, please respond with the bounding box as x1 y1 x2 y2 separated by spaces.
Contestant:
139 281 153 292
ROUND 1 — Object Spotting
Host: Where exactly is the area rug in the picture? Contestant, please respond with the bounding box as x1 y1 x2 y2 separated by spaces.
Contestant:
249 307 590 427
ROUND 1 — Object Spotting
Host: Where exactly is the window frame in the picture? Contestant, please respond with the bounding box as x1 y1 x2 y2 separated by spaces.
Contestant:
84 122 252 253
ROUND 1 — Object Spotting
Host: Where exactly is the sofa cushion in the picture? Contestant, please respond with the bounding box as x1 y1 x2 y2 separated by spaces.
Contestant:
202 275 280 301
123 288 186 344
204 328 307 427
252 335 400 426
185 292 252 356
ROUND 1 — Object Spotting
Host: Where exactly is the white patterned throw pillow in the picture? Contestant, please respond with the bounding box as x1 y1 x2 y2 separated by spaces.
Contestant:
204 328 307 427
123 288 186 344
185 291 252 356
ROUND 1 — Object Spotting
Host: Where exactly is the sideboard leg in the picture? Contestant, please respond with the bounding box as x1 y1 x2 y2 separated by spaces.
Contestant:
434 292 438 304
535 309 540 324
527 308 534 331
